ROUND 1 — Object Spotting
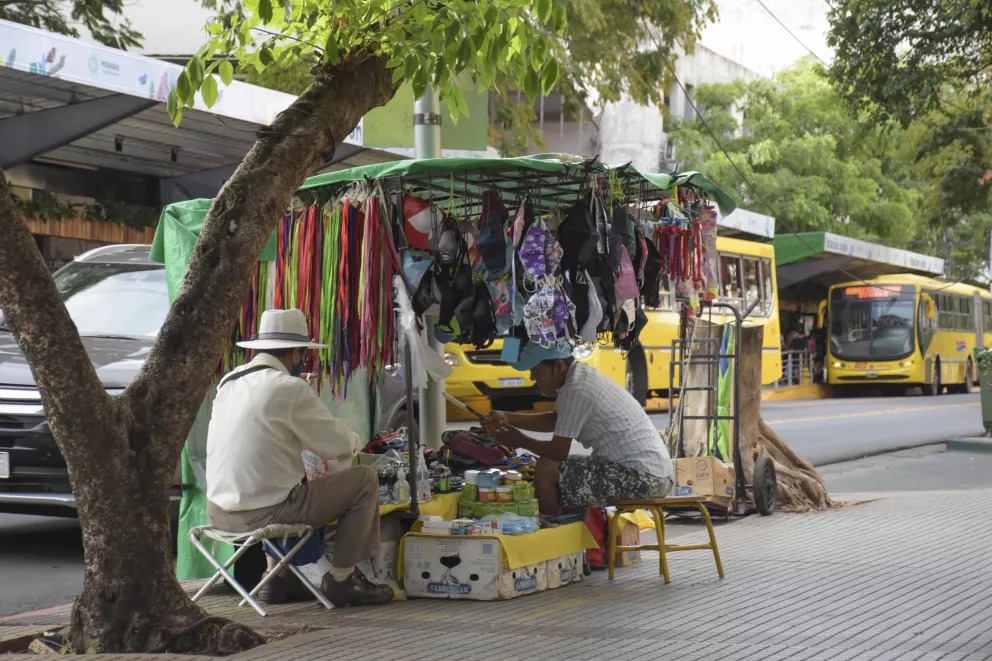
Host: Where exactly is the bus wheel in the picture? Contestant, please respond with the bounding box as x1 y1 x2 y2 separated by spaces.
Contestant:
925 360 942 397
625 350 648 407
956 359 974 395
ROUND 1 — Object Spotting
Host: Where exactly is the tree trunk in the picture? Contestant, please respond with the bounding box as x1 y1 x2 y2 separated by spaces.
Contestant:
738 324 832 511
0 53 397 653
667 319 831 512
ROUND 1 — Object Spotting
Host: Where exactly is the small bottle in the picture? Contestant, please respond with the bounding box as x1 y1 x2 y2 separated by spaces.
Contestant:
395 467 410 503
416 447 431 503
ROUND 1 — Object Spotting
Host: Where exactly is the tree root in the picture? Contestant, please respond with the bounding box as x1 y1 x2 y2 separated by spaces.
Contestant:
149 615 266 656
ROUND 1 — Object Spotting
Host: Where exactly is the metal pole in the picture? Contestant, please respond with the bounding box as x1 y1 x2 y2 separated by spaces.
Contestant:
413 90 446 453
404 337 420 518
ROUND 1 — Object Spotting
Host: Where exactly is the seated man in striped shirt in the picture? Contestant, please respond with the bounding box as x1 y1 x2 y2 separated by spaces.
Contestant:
484 342 674 515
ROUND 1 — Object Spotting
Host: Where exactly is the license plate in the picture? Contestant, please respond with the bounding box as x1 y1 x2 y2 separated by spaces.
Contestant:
866 371 878 379
0 452 8 479
498 378 525 387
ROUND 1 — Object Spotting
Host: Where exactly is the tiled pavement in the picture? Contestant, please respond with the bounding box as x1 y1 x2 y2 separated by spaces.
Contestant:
3 489 991 660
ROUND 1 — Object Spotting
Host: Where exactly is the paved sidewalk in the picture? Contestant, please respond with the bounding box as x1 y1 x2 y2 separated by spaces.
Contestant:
3 488 992 660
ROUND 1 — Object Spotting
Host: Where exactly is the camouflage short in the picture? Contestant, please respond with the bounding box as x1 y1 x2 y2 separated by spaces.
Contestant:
558 456 673 509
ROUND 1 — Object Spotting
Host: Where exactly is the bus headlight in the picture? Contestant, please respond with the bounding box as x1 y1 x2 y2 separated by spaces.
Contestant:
573 344 595 360
900 360 913 367
443 353 459 366
832 361 842 368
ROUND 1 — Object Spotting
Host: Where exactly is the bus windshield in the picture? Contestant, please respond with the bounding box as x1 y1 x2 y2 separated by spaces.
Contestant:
829 285 917 361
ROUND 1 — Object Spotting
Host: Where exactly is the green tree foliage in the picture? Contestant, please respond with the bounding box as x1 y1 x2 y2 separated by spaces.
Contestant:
826 0 992 125
668 60 921 245
172 0 716 132
0 0 143 49
898 98 992 279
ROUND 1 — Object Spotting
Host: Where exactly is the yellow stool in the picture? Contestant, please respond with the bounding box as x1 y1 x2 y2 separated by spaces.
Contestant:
607 496 725 582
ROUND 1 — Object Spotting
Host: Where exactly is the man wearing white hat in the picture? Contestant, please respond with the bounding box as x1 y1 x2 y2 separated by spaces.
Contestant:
206 308 392 607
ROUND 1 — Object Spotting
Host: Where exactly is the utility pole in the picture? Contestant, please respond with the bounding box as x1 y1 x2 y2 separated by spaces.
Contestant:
413 90 446 451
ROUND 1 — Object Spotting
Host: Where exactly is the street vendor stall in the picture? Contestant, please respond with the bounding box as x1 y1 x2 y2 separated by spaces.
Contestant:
152 153 740 597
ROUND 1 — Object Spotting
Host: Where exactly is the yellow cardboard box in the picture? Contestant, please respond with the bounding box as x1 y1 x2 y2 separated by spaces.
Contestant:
673 456 735 504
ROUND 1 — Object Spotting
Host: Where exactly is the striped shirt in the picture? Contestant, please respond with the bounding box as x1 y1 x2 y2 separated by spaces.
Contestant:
554 361 673 481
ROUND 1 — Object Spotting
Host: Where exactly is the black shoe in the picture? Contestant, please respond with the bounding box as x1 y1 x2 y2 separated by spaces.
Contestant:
259 571 315 604
320 569 394 607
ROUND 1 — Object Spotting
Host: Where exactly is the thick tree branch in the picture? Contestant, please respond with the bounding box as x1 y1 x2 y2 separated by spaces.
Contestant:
124 53 398 480
0 173 114 463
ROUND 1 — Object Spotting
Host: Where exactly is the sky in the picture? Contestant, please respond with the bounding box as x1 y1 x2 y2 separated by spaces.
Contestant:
99 0 833 74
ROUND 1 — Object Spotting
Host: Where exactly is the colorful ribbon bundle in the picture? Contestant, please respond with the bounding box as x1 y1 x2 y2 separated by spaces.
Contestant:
217 191 398 397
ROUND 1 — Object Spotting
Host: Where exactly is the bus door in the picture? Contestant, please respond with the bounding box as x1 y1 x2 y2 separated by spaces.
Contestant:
974 293 984 352
918 292 937 355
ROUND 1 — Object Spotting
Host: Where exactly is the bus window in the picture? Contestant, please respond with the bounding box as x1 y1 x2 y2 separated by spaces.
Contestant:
652 274 674 310
743 258 761 313
828 284 916 360
720 254 743 306
760 258 774 315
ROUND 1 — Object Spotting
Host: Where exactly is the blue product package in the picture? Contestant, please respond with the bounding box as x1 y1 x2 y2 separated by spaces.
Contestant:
501 336 521 364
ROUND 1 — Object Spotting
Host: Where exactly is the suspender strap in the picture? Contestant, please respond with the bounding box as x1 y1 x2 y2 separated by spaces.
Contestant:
217 365 274 390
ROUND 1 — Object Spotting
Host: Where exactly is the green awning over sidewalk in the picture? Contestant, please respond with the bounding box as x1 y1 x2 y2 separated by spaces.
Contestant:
774 231 944 288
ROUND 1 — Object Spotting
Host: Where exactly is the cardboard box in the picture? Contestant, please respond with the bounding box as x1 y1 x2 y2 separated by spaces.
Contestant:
546 552 584 589
403 535 547 600
673 456 735 504
613 521 641 567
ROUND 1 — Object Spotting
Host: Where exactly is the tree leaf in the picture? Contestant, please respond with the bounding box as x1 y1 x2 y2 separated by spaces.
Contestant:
542 59 559 96
201 74 219 107
218 60 234 86
524 67 540 102
259 47 275 66
323 34 339 64
188 56 204 89
552 6 567 34
258 0 273 24
175 70 192 105
537 0 553 24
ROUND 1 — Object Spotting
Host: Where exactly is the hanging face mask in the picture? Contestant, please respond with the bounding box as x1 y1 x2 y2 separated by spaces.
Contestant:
518 223 563 285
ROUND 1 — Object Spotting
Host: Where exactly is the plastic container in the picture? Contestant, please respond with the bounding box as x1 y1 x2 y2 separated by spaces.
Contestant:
461 485 478 502
501 471 523 485
478 488 497 503
496 486 514 503
477 471 501 490
464 470 480 486
394 468 410 503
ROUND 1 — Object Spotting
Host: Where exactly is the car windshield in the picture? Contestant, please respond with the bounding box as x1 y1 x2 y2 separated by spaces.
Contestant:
829 285 916 361
0 262 169 339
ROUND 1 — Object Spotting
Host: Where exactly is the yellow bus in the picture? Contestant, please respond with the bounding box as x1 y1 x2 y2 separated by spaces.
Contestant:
444 236 782 414
824 274 991 395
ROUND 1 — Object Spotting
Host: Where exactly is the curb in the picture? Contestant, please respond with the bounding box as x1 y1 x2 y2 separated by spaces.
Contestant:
813 441 949 467
762 384 832 401
946 437 992 454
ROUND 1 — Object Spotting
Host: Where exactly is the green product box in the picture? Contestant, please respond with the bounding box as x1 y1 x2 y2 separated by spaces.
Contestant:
461 485 478 502
458 502 474 518
472 502 489 518
511 484 531 501
517 502 539 516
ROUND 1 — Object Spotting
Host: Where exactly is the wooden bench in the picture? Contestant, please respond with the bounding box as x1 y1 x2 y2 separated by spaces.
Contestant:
607 496 725 582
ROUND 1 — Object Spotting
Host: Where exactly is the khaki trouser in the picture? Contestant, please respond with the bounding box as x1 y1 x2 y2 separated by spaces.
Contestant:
207 465 380 569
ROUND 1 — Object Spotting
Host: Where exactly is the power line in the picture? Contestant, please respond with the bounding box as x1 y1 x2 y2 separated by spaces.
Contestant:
752 0 830 68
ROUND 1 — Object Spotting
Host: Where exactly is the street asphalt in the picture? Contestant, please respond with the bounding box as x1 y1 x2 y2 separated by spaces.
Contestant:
0 391 986 618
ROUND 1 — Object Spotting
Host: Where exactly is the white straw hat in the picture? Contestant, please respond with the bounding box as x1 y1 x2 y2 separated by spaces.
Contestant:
236 309 327 350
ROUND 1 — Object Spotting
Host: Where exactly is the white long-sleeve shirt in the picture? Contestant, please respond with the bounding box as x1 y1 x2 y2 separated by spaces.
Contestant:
206 353 360 511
